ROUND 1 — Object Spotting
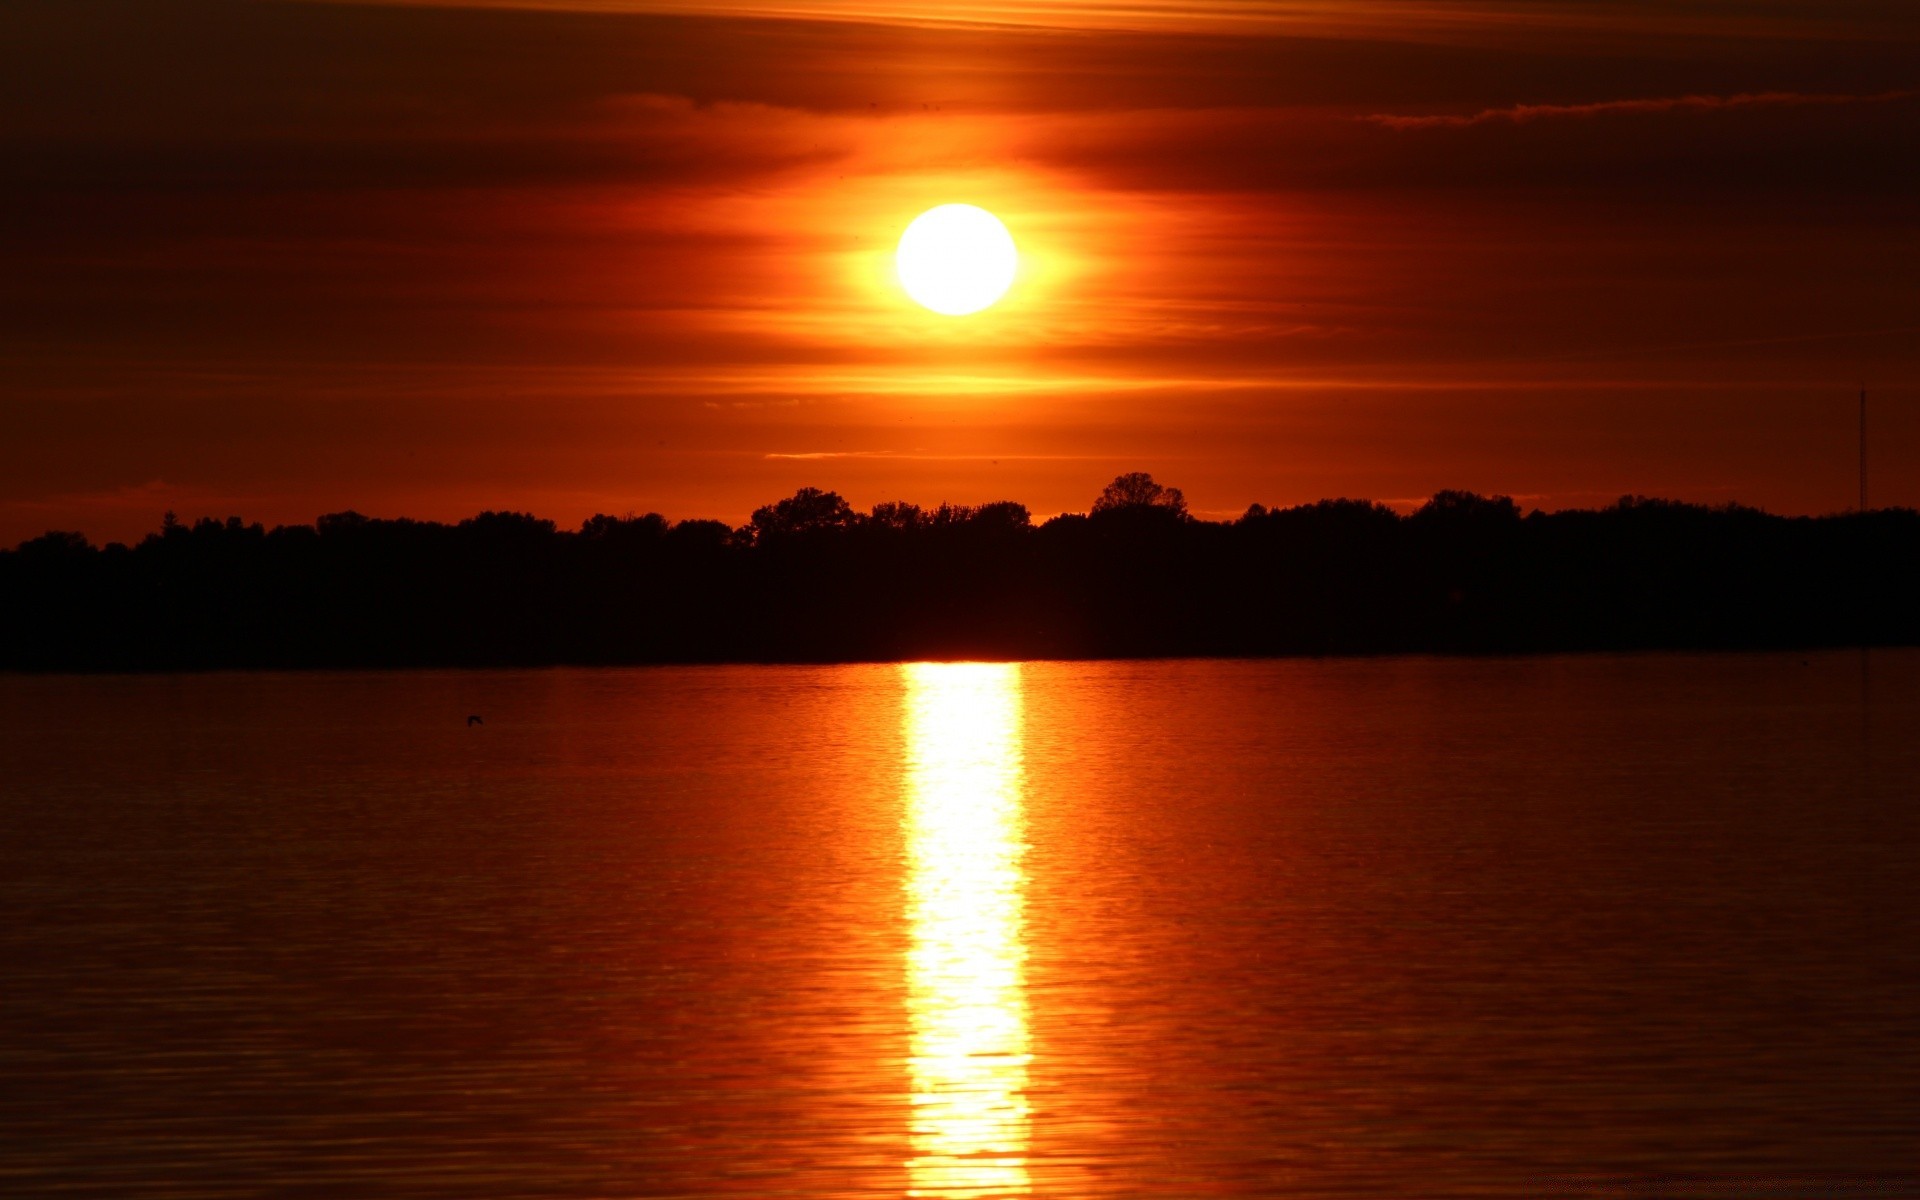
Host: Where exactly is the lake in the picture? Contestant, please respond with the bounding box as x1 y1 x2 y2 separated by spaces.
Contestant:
3 653 1917 1197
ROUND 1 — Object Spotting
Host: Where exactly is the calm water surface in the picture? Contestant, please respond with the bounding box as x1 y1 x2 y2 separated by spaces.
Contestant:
3 653 1918 1197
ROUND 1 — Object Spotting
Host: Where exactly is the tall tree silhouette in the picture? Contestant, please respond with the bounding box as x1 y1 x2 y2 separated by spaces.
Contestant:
1092 472 1187 517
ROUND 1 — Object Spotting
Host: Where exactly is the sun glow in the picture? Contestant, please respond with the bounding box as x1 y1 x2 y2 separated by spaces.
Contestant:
901 662 1032 1197
896 204 1019 316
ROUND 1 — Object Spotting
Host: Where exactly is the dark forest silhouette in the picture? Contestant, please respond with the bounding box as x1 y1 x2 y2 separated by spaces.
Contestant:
4 474 1916 669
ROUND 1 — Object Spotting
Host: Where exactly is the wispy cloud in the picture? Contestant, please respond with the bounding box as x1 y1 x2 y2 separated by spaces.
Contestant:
331 0 1907 43
761 451 1113 461
1366 88 1917 130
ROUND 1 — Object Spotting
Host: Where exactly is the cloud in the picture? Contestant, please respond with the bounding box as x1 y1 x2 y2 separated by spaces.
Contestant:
331 0 1920 45
1365 88 1918 130
761 451 1107 460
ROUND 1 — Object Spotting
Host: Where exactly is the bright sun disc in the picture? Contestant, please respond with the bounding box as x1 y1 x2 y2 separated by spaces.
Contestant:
896 204 1018 316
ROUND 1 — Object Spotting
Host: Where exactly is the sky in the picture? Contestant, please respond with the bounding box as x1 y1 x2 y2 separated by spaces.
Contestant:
4 0 1918 543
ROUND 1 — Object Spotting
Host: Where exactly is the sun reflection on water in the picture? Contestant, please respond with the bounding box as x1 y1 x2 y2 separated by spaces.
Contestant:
902 662 1031 1199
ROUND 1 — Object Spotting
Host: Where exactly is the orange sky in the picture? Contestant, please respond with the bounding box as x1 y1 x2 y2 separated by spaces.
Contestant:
3 0 1918 543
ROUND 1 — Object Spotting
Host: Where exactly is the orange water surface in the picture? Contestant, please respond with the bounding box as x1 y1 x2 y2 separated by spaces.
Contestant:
3 653 1917 1196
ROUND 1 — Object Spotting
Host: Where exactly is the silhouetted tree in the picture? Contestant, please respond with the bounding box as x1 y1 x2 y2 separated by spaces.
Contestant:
750 487 856 541
15 531 92 560
868 501 926 531
317 510 371 537
1413 490 1520 526
1092 472 1187 517
460 511 555 538
581 512 670 542
670 518 732 547
971 501 1032 530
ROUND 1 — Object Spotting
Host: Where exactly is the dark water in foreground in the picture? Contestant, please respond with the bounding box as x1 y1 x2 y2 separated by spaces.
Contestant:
3 653 1918 1198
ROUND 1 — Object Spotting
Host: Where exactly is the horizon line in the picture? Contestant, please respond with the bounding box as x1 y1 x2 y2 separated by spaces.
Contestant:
12 484 1913 553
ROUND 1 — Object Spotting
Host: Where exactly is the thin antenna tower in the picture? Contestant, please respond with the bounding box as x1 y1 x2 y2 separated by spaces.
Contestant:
1859 386 1868 513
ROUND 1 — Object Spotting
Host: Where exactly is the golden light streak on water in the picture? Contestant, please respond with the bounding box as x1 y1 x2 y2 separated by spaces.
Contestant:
901 662 1032 1199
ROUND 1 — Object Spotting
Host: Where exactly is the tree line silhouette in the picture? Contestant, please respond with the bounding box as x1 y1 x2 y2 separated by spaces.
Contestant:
3 474 1915 669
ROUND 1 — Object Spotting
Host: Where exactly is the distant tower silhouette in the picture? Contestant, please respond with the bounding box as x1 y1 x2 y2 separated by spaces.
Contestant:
1859 387 1868 513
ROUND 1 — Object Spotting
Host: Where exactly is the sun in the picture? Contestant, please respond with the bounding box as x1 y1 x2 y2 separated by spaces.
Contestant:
896 204 1018 316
